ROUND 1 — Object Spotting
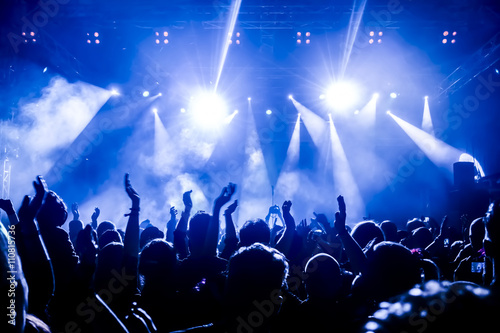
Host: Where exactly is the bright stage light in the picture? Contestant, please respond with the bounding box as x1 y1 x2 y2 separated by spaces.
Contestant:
325 81 359 110
288 94 293 100
266 109 272 115
390 92 397 99
386 110 391 114
152 108 158 114
143 91 150 97
110 88 120 96
373 93 379 99
189 92 228 128
247 97 251 101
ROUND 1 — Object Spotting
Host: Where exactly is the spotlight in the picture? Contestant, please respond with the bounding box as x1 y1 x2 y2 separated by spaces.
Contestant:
305 32 311 37
155 39 160 44
377 39 382 44
288 94 293 100
354 110 360 115
42 67 48 73
180 108 186 113
143 91 150 97
297 39 302 44
369 39 374 44
110 88 120 96
297 32 302 37
452 31 457 36
325 81 359 110
386 110 391 114
306 39 310 44
163 31 168 37
234 109 239 114
94 32 99 38
495 68 499 75
164 39 169 44
95 39 100 44
442 39 447 44
390 92 397 99
189 92 228 128
443 31 449 36
424 95 429 100
451 39 456 44
158 93 163 97
152 108 158 114
378 31 383 36
247 97 251 101
369 31 375 36
266 109 272 115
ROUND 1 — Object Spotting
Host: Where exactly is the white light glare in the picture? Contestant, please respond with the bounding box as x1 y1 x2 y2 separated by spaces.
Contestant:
143 91 150 97
325 81 359 110
110 89 120 96
390 92 397 99
189 92 228 128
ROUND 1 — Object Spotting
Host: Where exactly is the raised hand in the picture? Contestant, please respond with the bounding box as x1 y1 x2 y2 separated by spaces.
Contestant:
334 195 347 234
282 200 292 215
71 202 80 221
0 198 15 216
183 190 193 210
225 200 238 215
214 183 236 209
125 173 140 209
31 175 48 208
91 207 100 230
91 207 100 222
170 206 178 217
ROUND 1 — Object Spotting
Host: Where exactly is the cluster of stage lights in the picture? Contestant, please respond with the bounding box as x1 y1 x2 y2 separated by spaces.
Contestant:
442 30 457 44
86 32 100 44
21 31 37 44
296 31 311 45
368 30 383 44
228 32 241 45
155 31 169 45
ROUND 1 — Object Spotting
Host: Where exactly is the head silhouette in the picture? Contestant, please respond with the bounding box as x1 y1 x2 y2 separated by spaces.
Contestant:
304 253 342 301
239 219 271 247
188 211 211 257
36 190 68 229
351 221 384 249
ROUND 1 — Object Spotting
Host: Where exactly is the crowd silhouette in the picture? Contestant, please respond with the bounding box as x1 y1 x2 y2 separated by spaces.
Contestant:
1 174 499 333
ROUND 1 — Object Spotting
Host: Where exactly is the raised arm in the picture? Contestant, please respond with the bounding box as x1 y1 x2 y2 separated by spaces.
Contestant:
15 176 54 319
274 200 296 257
220 200 238 259
123 173 140 261
91 207 100 230
165 206 178 243
174 190 192 259
334 195 367 275
205 183 236 257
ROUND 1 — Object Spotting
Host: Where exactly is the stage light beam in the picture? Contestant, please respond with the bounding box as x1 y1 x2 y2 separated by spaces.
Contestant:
422 96 434 135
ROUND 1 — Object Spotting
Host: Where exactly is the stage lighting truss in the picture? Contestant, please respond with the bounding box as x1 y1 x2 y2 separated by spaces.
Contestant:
442 30 457 44
296 31 311 45
86 32 100 45
368 30 383 45
155 30 169 45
